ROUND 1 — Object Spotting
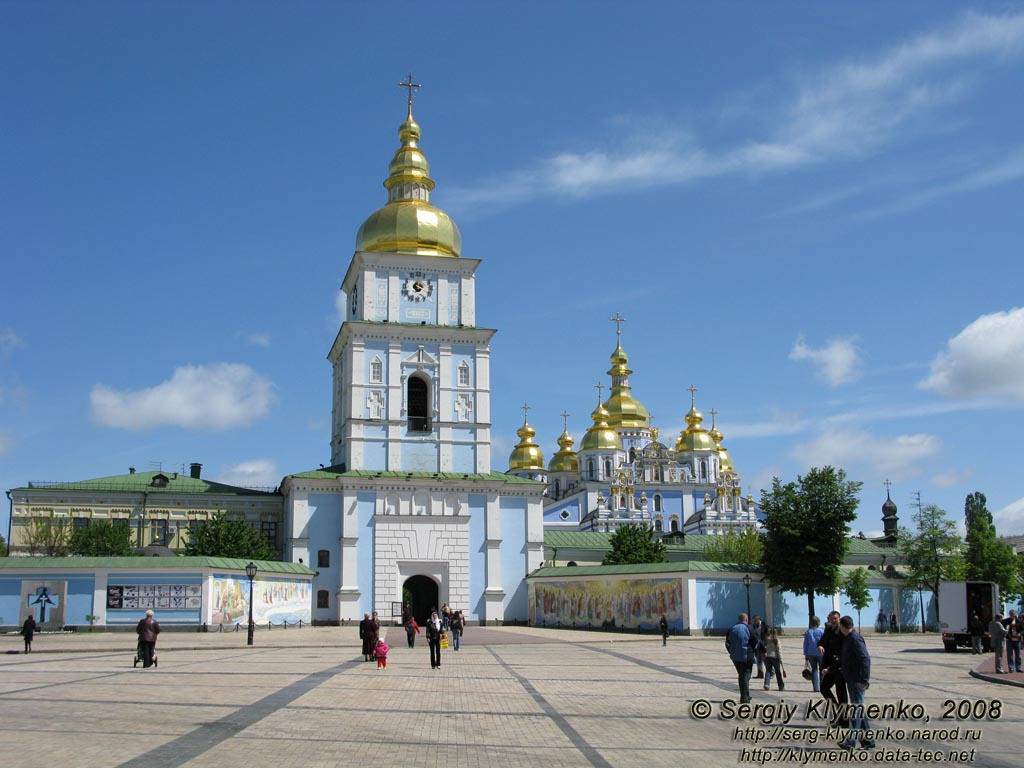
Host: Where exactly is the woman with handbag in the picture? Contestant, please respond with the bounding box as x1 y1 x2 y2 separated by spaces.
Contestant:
763 626 785 691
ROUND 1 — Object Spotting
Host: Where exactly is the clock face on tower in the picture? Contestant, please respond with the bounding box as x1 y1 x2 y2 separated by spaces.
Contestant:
403 276 433 302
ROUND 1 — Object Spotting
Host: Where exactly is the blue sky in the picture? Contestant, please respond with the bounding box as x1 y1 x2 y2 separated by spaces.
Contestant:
3 2 1024 540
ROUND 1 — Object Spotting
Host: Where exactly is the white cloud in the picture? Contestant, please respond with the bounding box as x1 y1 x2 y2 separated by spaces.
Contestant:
931 468 975 488
726 410 810 439
920 307 1024 400
446 12 1024 212
790 336 862 386
216 459 279 489
993 497 1024 536
0 430 14 456
90 363 276 431
790 428 940 482
0 328 24 354
244 332 272 347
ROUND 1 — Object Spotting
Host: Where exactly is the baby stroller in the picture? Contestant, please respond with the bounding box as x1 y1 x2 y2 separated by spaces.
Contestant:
133 642 158 668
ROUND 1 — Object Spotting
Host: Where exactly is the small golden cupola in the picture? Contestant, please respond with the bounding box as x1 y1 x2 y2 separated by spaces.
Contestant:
581 391 623 452
675 386 717 452
548 412 579 474
603 341 651 430
708 409 734 473
355 76 461 258
508 407 545 472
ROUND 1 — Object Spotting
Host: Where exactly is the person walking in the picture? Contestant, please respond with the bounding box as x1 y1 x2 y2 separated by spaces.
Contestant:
135 609 161 669
405 614 420 648
450 610 464 651
751 615 768 678
803 616 824 692
762 626 785 691
659 614 669 646
725 613 757 704
21 615 37 654
374 638 389 670
889 611 898 633
426 610 443 669
818 611 849 726
838 616 875 751
359 612 378 662
990 613 1008 673
968 612 985 655
1002 610 1021 673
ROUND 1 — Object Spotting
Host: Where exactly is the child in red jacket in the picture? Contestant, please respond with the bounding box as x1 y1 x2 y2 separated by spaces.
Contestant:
374 638 389 670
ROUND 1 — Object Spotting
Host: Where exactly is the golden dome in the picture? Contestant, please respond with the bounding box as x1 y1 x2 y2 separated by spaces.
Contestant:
508 417 545 471
548 427 579 473
355 105 461 258
675 403 717 452
602 342 650 429
709 412 734 473
581 403 623 452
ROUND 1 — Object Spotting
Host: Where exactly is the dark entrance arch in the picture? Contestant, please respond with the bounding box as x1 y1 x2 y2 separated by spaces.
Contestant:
403 575 439 625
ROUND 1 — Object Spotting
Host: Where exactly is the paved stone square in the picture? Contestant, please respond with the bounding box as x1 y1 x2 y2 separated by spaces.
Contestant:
1 627 1019 767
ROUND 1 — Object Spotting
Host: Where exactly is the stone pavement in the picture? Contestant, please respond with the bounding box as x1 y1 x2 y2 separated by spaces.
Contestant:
1 628 1020 767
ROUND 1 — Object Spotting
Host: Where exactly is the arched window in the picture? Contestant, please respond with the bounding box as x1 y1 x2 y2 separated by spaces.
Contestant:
619 495 626 509
317 550 330 568
654 494 662 512
603 458 612 478
670 518 679 533
407 374 431 432
654 466 661 482
317 590 330 609
370 357 383 383
629 447 636 463
587 459 596 481
654 518 663 532
700 459 708 481
553 480 561 497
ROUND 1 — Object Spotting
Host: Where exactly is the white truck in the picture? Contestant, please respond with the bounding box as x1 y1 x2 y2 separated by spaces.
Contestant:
939 580 999 652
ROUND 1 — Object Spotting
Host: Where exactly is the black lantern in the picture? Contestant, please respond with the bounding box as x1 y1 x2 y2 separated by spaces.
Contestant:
245 562 258 646
742 574 752 619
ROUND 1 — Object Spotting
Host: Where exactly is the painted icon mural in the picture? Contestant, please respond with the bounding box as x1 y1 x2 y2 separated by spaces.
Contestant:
211 576 311 625
530 577 685 630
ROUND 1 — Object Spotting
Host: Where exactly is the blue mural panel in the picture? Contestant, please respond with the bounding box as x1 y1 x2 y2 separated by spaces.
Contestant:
696 578 766 631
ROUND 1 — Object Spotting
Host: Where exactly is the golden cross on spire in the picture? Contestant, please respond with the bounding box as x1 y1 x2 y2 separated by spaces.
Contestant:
709 408 718 428
520 403 531 422
561 410 570 430
688 384 698 407
594 382 605 406
397 73 422 111
609 312 626 338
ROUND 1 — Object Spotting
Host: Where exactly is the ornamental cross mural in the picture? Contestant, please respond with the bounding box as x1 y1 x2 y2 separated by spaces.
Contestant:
609 312 626 337
398 73 422 108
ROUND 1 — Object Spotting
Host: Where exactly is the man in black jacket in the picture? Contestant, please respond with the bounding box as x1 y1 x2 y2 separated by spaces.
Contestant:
817 610 848 726
838 615 874 751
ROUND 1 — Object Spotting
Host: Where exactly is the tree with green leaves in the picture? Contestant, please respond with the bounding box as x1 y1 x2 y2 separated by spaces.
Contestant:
26 518 70 556
185 514 275 560
844 567 872 632
760 466 862 627
702 527 763 565
0 532 7 557
603 524 666 565
899 503 965 627
68 521 135 556
964 491 1021 601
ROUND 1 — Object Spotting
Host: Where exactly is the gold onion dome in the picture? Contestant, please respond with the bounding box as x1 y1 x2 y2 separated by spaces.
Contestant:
581 403 623 452
675 402 717 452
355 104 461 258
508 418 545 471
602 342 650 429
709 414 734 473
548 427 579 473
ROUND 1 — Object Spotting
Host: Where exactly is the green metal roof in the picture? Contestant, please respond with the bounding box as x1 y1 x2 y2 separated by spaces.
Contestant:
16 470 278 496
288 466 543 485
544 530 895 557
0 556 314 575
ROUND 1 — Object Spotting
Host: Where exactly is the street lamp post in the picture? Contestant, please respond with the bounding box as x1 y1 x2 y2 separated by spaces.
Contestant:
742 574 752 618
246 562 258 646
918 586 926 634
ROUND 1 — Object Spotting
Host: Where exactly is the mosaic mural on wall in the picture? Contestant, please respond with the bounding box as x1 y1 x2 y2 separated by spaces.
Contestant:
211 576 311 625
530 578 685 630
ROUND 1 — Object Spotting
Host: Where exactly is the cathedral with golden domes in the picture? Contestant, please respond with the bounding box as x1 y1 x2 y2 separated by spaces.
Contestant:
506 322 759 535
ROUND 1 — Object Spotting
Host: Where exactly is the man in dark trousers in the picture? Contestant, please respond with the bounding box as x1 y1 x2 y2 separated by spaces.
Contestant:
135 609 161 668
751 615 768 678
426 610 443 669
838 615 874 751
725 613 757 704
818 610 848 726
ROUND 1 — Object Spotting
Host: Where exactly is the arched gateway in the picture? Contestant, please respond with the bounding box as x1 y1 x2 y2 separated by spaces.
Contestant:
403 575 439 625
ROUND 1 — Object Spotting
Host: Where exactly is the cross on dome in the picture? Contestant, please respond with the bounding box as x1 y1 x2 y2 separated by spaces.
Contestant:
609 312 626 337
688 384 698 407
397 73 422 110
